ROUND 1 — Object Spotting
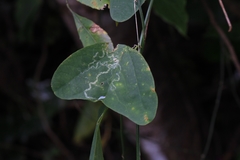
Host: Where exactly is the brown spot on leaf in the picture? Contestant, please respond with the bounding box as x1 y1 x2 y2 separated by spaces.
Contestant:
150 87 156 92
90 24 106 34
91 1 97 7
144 114 149 122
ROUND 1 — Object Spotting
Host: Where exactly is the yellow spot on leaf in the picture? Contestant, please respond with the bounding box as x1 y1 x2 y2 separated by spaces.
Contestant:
91 1 97 7
142 67 150 72
144 114 149 122
150 87 155 92
116 83 123 87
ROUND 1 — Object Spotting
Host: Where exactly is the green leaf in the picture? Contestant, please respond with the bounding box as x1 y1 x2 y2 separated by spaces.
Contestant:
89 106 106 160
77 0 110 10
51 43 158 125
153 0 188 36
90 128 104 160
73 102 102 144
68 5 113 50
51 43 109 100
110 0 145 22
101 44 158 125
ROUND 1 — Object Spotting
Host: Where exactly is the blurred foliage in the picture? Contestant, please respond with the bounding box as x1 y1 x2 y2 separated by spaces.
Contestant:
15 0 42 43
153 0 188 36
73 102 102 145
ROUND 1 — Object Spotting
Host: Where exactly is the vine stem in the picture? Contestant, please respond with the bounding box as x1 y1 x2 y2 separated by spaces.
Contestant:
89 106 108 160
201 43 225 160
96 107 108 127
136 125 141 160
120 116 125 160
139 0 154 51
134 0 155 160
219 0 232 32
201 0 240 74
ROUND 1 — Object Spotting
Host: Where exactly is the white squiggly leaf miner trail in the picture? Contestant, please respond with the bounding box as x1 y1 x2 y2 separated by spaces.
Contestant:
98 96 106 100
82 49 122 101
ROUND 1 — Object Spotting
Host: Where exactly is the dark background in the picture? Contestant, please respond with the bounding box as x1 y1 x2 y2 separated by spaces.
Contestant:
1 0 240 159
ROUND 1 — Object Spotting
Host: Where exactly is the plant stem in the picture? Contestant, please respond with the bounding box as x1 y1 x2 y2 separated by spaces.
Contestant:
201 42 225 160
89 106 108 160
120 115 125 160
137 1 145 29
139 0 154 52
135 1 155 160
136 0 145 53
96 106 108 127
136 125 141 160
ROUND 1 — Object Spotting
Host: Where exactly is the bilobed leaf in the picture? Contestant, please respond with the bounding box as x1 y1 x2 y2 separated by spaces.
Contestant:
51 43 158 125
110 0 145 22
77 0 110 10
153 0 188 36
68 5 113 51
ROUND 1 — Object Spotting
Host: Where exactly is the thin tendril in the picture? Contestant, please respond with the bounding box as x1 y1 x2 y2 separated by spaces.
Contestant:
134 0 140 47
219 0 232 32
201 42 225 160
120 116 125 160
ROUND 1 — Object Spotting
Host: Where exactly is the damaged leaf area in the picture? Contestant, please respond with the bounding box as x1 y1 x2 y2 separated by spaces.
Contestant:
51 43 158 125
68 5 113 51
90 24 105 34
77 0 110 10
53 1 158 126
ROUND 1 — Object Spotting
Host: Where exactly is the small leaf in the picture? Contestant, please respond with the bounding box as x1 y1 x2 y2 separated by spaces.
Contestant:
73 102 102 144
51 43 158 125
68 5 113 50
153 0 188 36
89 106 106 160
77 0 110 10
110 0 145 22
90 128 104 160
